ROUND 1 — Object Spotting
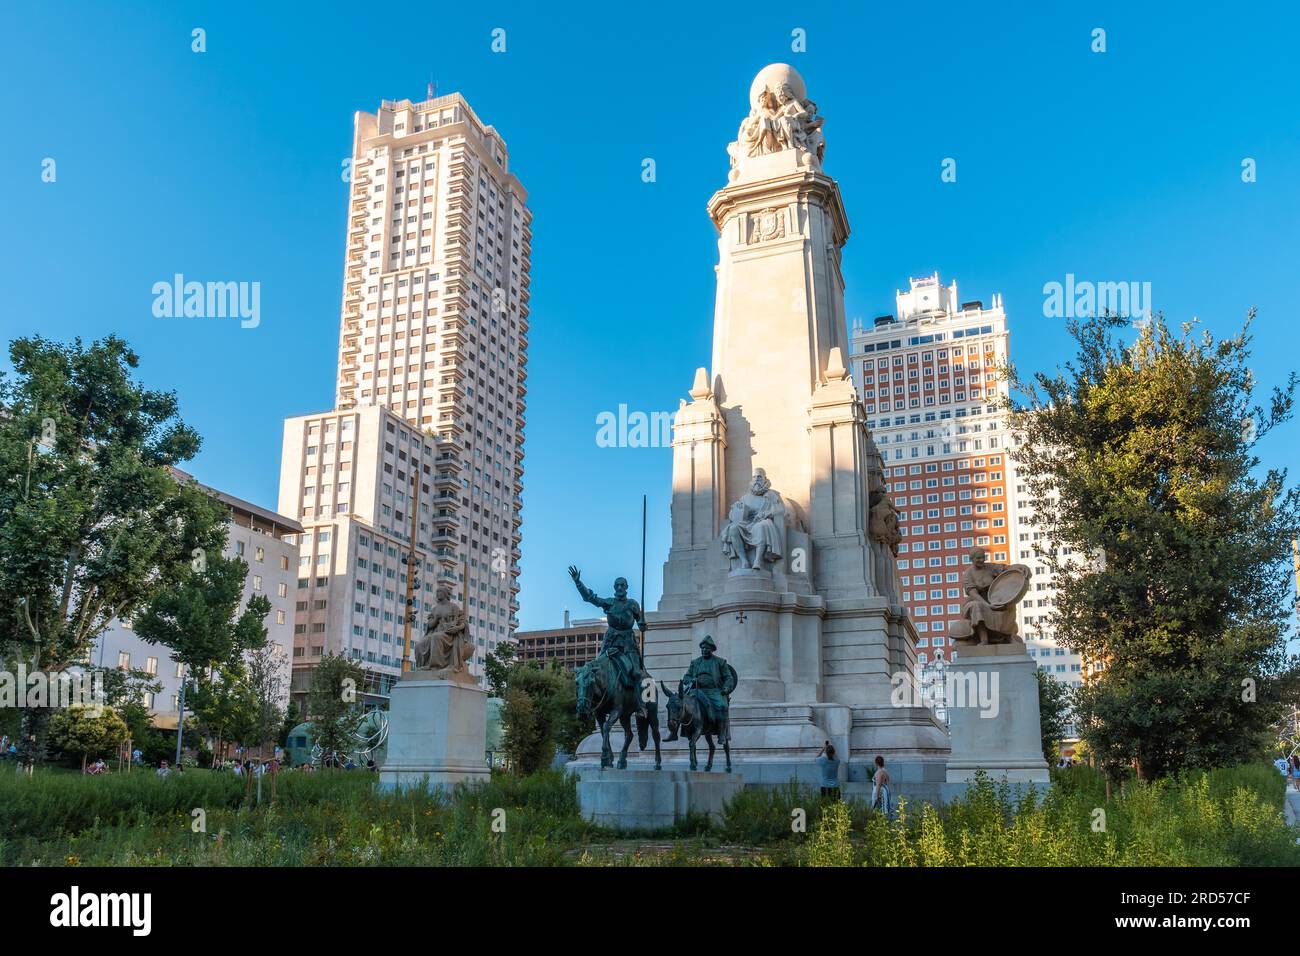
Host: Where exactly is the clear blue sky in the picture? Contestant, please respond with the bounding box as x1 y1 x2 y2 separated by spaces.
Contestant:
2 1 1298 632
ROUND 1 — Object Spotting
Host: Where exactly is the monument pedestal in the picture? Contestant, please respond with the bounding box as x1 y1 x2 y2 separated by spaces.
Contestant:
576 769 745 831
943 645 1050 794
379 676 490 792
569 695 951 806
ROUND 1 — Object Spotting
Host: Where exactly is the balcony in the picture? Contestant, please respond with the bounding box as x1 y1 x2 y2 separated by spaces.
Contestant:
433 512 461 531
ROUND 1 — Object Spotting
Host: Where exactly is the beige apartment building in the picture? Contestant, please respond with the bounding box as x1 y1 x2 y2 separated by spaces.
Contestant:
93 472 301 728
514 614 607 672
280 90 529 701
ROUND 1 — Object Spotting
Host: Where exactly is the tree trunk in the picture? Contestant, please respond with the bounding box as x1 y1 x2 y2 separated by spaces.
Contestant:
17 707 51 768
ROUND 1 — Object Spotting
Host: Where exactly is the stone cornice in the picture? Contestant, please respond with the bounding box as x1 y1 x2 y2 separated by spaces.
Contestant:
706 169 850 247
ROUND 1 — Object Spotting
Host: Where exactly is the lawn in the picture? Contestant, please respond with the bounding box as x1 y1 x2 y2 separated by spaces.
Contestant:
0 762 1295 866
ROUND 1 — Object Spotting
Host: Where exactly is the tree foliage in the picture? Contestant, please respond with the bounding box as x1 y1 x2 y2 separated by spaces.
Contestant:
1035 668 1073 763
133 553 270 674
0 336 226 671
0 336 226 763
306 652 364 763
498 659 585 773
1007 312 1300 779
48 704 129 769
483 641 516 698
98 665 163 748
187 664 259 761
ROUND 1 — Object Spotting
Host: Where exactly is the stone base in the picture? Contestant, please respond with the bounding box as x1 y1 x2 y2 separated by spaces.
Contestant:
1284 787 1300 832
569 699 951 806
379 677 490 792
945 650 1050 786
577 769 745 831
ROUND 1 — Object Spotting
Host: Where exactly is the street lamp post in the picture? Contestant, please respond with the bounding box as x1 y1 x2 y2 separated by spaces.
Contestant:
174 665 188 767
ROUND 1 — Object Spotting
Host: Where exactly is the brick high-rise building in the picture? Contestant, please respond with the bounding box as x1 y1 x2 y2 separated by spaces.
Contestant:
850 273 1084 725
280 90 529 701
849 273 1013 667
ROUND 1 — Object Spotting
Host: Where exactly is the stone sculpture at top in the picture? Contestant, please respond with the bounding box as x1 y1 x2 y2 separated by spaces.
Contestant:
728 63 826 170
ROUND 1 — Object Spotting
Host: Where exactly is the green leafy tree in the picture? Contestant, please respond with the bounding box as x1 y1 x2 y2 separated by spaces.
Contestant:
483 640 517 698
48 704 129 771
244 642 288 760
187 665 250 762
501 685 543 773
1007 312 1300 779
498 660 585 773
1036 668 1072 763
133 553 271 680
306 652 364 765
98 666 163 750
278 698 301 749
132 551 270 761
0 336 227 764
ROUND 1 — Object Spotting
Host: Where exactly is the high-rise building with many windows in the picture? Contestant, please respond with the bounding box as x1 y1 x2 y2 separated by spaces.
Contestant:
849 273 1084 728
850 273 1013 668
280 91 529 701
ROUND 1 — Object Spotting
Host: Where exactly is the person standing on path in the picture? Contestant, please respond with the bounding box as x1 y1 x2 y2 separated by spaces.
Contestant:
815 741 841 800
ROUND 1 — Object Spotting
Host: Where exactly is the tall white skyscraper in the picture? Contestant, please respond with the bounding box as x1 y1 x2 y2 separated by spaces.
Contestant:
281 91 530 701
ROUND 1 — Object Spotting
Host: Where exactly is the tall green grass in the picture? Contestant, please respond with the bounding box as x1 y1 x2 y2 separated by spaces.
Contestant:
0 768 590 866
1 762 1295 866
780 764 1300 867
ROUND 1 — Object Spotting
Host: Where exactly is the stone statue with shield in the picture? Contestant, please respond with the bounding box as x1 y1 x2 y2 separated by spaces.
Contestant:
948 546 1033 646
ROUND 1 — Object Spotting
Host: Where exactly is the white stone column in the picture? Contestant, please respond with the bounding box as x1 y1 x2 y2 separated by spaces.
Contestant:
706 151 850 515
661 370 727 603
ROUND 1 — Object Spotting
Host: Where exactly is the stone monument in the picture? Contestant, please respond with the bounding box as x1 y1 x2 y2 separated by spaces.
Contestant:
943 548 1051 789
379 581 490 792
572 63 950 802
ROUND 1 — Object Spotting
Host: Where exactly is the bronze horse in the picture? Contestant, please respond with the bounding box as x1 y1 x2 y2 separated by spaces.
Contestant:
576 657 661 770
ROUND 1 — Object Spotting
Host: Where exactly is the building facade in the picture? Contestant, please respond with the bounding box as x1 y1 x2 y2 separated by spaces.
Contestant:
849 273 1013 667
280 90 530 701
514 615 606 672
92 474 301 728
850 272 1084 742
1011 478 1085 692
